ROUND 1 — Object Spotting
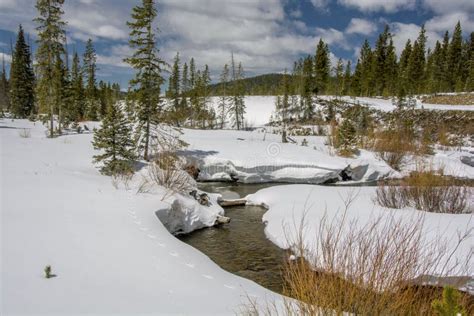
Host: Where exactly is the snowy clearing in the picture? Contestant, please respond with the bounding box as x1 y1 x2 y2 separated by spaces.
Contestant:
1 119 280 315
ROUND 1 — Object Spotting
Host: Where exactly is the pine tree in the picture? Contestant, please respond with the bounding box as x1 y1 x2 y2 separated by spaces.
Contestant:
359 39 374 96
385 39 398 96
83 38 99 120
124 0 166 161
93 102 136 175
447 22 463 91
168 52 181 125
0 53 9 114
342 60 351 95
373 25 390 95
466 33 474 91
398 39 412 96
9 25 35 118
407 25 427 94
34 0 66 137
69 52 85 121
179 61 189 124
218 63 229 128
337 118 357 156
314 39 330 94
51 51 67 132
229 55 246 130
334 58 344 96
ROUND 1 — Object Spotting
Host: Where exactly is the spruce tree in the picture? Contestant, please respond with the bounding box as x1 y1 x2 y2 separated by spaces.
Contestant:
337 118 357 157
314 39 330 94
34 0 66 137
229 54 246 130
10 25 35 118
342 60 351 95
407 25 427 94
124 0 166 161
334 58 344 96
168 52 180 120
218 63 229 128
93 102 136 175
51 51 67 132
0 52 10 114
447 22 463 91
179 61 189 124
83 38 99 120
69 52 85 121
359 39 374 96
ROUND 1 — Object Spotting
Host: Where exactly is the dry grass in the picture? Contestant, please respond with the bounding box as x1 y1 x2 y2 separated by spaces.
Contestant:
243 197 473 315
422 94 474 106
376 168 471 214
372 129 415 171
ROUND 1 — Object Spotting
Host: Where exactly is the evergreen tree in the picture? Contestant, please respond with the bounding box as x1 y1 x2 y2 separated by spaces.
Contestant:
218 63 229 128
342 60 351 95
407 25 427 94
466 33 474 91
179 61 189 124
229 54 246 130
384 38 398 96
0 53 9 114
359 39 374 96
334 58 344 96
314 39 330 94
373 25 390 95
124 0 166 161
69 52 85 121
83 38 99 120
34 0 66 137
398 39 412 96
93 102 136 175
51 51 68 132
447 22 463 91
337 118 357 156
10 25 35 118
168 52 181 125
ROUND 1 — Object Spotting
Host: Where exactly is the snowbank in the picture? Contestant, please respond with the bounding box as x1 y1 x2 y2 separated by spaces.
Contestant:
181 128 396 184
246 185 473 278
1 119 279 315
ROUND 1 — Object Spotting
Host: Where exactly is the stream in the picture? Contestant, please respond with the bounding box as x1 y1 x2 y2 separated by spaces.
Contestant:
178 183 288 293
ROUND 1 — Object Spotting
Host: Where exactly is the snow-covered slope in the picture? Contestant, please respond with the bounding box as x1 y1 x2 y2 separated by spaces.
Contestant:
1 119 279 315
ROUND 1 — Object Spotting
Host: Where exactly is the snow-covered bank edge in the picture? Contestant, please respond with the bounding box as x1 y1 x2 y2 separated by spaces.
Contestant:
245 185 474 290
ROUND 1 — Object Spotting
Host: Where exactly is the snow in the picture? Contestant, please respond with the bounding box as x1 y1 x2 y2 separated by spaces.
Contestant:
246 185 474 278
180 128 397 184
1 119 280 315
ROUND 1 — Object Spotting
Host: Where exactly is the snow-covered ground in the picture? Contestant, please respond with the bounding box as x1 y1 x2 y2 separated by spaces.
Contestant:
180 128 473 183
207 95 474 128
246 185 473 279
1 119 280 315
180 128 396 184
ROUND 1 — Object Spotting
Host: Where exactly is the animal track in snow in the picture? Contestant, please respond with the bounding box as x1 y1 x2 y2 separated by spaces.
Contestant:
185 263 195 269
139 227 149 232
133 220 141 225
157 242 166 248
169 252 179 257
224 284 235 290
147 234 157 239
202 274 214 280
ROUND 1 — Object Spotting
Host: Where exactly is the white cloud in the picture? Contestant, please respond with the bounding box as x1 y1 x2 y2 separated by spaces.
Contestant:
310 0 329 9
314 27 349 49
425 12 474 33
391 22 442 56
346 18 378 35
422 0 474 14
0 52 12 64
338 0 416 13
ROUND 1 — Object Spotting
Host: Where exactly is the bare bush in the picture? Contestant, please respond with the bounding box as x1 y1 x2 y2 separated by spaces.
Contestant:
147 152 194 200
376 169 471 214
18 128 31 138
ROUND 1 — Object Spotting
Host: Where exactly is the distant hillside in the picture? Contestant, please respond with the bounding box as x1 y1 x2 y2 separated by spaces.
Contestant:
209 73 290 96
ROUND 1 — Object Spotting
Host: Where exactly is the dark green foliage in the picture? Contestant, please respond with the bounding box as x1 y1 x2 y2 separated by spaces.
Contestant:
431 287 467 316
314 39 330 94
228 55 246 129
0 51 10 114
83 39 99 120
337 118 357 156
9 25 35 118
124 0 166 161
93 102 136 175
34 0 66 137
68 52 85 121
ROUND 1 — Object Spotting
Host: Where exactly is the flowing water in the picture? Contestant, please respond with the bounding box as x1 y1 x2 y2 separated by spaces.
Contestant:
178 183 288 293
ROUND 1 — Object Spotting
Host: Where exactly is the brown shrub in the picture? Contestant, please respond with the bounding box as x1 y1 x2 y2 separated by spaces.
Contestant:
376 168 471 214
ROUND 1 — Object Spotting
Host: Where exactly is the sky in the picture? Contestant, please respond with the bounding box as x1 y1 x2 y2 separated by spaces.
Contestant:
0 0 473 89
